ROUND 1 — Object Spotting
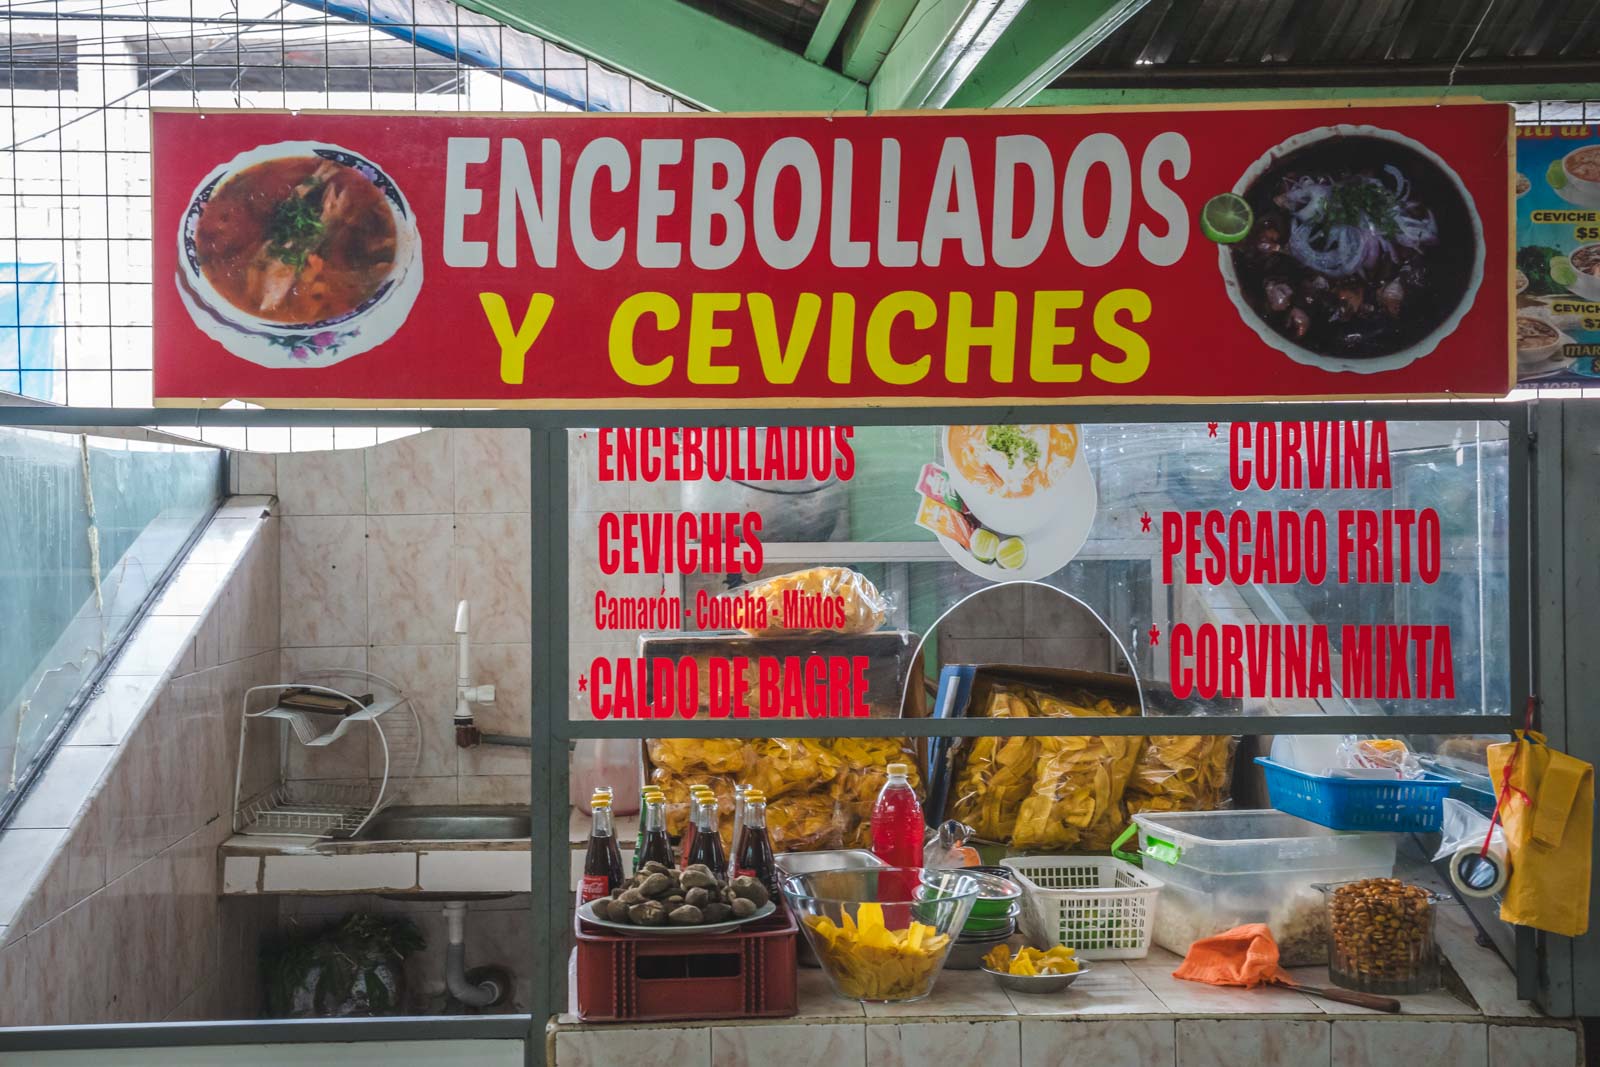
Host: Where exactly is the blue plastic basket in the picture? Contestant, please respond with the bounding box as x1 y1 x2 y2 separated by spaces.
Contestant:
1254 757 1455 832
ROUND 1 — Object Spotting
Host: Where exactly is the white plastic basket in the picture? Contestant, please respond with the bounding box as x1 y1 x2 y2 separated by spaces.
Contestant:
1002 855 1163 960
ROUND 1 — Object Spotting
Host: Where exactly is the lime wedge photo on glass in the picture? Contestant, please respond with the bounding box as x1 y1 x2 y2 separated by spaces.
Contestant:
1201 193 1253 244
1550 256 1578 289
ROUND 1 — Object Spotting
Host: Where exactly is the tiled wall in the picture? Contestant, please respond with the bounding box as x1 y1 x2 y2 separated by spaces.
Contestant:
239 429 537 1014
554 1017 1584 1067
242 428 535 805
0 503 281 1026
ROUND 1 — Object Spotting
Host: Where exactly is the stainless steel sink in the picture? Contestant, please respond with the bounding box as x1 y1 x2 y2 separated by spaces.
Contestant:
353 805 531 841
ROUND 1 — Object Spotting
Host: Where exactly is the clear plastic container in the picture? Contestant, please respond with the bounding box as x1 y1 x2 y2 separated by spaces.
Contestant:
1321 879 1441 995
1130 810 1396 966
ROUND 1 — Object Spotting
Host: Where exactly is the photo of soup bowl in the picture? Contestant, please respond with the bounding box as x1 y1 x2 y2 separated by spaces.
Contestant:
1558 145 1600 209
1567 243 1600 302
1515 312 1568 368
177 141 422 368
933 424 1098 582
941 425 1094 538
1219 124 1484 376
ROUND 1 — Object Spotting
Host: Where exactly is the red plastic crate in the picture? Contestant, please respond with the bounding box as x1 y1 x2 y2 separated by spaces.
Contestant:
574 908 799 1022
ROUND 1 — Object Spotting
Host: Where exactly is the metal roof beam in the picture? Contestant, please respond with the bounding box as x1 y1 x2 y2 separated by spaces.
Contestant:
1029 83 1600 106
944 0 1154 109
1038 58 1600 90
450 0 867 112
805 0 861 64
868 0 1030 110
840 0 920 82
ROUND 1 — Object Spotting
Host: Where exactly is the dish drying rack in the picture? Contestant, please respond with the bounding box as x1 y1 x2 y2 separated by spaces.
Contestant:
231 668 421 839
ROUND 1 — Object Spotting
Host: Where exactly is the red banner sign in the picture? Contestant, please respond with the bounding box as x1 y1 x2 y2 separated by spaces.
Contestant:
152 103 1513 408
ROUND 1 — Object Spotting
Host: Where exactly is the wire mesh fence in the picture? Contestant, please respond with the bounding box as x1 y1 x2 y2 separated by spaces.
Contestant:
0 0 691 449
0 0 1594 440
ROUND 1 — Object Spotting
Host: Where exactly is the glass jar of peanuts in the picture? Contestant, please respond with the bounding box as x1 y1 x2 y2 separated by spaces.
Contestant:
1319 878 1441 995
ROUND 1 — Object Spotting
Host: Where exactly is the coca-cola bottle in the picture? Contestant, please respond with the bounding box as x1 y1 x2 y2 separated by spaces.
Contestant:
638 793 674 868
686 794 727 873
733 790 778 904
728 783 752 881
581 792 623 903
680 786 711 867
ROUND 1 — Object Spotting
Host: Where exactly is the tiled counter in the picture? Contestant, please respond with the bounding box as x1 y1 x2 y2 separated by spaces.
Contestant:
548 903 1582 1067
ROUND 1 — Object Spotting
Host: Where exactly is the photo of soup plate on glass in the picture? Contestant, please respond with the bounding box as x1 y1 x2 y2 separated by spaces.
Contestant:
1515 310 1575 380
1550 143 1600 209
176 141 423 369
1210 124 1484 376
912 425 1096 582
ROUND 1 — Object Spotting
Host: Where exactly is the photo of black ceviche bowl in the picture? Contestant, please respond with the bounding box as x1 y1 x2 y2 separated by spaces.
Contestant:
1219 125 1484 375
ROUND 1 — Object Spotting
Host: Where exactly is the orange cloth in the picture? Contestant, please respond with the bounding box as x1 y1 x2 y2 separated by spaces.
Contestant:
1171 923 1291 988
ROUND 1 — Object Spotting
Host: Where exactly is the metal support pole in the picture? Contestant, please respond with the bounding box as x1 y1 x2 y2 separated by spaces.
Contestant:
1509 402 1541 1004
527 426 571 1066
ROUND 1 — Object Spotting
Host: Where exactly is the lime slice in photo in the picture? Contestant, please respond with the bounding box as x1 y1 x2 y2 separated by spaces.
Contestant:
1551 256 1578 289
996 536 1027 570
1548 160 1568 191
970 528 1000 564
1200 193 1253 244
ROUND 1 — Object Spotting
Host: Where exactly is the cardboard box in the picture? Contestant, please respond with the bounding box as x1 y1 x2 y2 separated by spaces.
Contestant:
926 663 1240 836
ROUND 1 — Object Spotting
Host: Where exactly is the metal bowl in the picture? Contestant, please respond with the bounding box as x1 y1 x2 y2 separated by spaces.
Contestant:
943 930 1014 970
981 964 1092 994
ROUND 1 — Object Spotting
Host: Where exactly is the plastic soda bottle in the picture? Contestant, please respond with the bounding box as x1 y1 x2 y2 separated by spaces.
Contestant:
871 764 924 899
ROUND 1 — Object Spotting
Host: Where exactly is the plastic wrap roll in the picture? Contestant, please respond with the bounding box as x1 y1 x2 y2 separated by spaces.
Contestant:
1434 797 1508 899
1449 844 1509 898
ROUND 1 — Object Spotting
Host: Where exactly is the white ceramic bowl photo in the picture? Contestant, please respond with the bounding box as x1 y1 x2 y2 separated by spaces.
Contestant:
176 141 422 369
1558 145 1600 209
1566 243 1600 302
935 424 1098 582
1218 124 1485 376
1515 311 1569 368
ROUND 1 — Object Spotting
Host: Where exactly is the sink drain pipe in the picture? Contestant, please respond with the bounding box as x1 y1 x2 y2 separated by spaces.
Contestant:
443 902 502 1008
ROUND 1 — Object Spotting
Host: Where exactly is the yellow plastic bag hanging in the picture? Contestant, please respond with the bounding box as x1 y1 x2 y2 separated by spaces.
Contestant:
1487 730 1594 937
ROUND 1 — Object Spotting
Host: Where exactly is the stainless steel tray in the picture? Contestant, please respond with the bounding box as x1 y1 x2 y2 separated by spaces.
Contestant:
776 849 886 967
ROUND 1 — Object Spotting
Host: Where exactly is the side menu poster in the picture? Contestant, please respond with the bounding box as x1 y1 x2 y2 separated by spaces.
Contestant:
1516 124 1600 386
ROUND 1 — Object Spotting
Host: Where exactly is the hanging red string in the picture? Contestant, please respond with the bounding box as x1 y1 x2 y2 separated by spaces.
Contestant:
1481 696 1536 858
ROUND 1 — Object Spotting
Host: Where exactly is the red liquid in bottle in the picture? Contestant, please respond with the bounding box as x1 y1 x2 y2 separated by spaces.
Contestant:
871 764 924 902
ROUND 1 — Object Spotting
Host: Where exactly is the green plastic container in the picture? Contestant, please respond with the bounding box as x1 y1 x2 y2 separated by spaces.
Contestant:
967 868 1024 920
962 904 1020 935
